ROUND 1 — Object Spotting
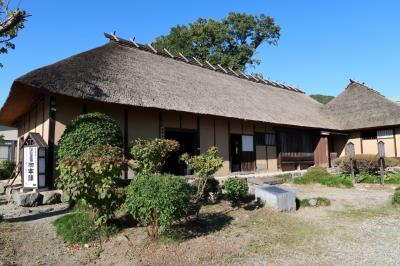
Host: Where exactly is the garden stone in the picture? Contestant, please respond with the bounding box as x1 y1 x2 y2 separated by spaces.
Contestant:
0 183 5 194
309 198 317 207
12 191 43 207
41 191 62 205
385 166 400 173
255 185 296 212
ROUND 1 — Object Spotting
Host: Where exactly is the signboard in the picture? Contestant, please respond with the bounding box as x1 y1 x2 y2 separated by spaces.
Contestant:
242 135 254 152
347 142 355 160
23 146 38 188
378 141 385 158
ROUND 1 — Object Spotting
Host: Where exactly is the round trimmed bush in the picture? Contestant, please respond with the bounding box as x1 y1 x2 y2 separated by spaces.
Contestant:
224 177 248 205
125 173 194 239
57 112 123 161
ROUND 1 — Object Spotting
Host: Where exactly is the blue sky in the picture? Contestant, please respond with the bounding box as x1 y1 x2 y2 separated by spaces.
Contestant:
1 0 399 106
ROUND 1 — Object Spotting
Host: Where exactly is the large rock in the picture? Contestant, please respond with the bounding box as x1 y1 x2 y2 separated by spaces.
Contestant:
255 185 296 212
41 191 62 205
12 191 43 207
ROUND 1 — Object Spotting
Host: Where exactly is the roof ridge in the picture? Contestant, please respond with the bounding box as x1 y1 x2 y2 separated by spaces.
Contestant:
348 79 384 97
104 32 305 94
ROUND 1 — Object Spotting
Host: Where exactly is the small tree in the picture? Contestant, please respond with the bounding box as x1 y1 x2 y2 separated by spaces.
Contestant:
0 134 4 144
57 112 123 162
58 145 126 224
130 138 179 175
224 177 249 206
181 147 223 208
125 173 193 239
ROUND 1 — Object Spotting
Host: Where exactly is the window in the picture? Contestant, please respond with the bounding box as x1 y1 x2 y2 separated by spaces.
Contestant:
377 129 394 139
265 133 276 146
255 133 265 145
242 135 254 152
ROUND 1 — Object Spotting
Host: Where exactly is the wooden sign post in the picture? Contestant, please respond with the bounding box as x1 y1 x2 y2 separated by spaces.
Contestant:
347 142 356 184
378 141 385 186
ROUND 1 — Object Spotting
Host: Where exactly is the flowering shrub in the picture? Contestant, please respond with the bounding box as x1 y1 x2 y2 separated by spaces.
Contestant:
58 145 126 224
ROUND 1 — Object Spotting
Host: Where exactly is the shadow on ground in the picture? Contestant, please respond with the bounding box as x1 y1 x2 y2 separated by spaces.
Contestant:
6 208 69 223
165 211 233 241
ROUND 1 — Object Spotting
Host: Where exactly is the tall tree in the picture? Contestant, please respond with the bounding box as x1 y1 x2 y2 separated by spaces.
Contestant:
153 12 280 71
0 0 27 67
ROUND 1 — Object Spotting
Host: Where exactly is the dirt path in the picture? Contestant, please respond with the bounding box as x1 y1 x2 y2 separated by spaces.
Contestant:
1 184 399 266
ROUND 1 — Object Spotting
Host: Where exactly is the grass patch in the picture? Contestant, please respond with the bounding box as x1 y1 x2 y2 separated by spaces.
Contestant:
228 207 320 261
293 167 353 188
358 172 400 184
333 204 395 220
53 212 119 244
299 197 331 208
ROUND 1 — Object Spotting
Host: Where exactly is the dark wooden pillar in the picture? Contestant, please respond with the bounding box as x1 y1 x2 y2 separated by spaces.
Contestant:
46 96 56 189
123 109 128 180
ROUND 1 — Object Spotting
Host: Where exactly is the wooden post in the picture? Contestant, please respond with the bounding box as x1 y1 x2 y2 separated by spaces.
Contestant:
378 141 385 186
347 142 356 184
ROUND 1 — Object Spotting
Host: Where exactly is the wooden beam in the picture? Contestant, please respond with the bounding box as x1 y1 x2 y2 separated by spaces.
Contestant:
46 96 56 189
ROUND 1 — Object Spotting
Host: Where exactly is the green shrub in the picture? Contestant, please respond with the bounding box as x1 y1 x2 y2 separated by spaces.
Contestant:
181 147 223 205
300 199 311 207
125 173 193 239
392 188 400 206
296 167 330 182
316 197 331 206
58 145 126 224
53 212 118 244
300 197 331 208
57 112 123 161
130 138 179 175
294 168 353 188
275 173 293 182
333 155 399 174
224 177 249 205
0 160 15 180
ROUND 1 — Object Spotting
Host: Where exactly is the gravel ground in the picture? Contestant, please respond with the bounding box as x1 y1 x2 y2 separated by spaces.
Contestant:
0 183 399 266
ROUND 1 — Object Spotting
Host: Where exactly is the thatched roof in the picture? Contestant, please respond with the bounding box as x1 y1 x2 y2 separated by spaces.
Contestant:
0 34 337 130
322 80 400 130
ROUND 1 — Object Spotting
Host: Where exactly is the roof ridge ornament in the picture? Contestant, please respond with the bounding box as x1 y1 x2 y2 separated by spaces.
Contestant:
228 67 239 77
193 57 203 67
239 70 249 79
129 38 139 48
217 64 228 74
178 52 189 62
205 60 216 70
103 32 305 94
147 43 158 53
163 48 174 58
111 31 119 42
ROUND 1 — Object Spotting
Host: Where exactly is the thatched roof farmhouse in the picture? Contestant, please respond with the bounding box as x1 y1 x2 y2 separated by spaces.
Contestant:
1 33 399 187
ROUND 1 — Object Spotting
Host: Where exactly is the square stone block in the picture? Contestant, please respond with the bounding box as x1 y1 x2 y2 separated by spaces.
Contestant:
255 185 296 212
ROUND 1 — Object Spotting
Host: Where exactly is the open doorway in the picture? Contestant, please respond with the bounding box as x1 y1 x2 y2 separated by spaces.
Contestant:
230 134 242 172
164 129 198 175
230 134 255 173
